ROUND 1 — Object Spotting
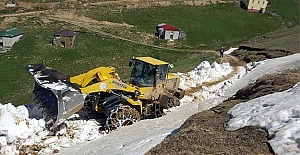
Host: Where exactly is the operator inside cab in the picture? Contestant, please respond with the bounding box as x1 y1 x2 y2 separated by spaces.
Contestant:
130 61 156 87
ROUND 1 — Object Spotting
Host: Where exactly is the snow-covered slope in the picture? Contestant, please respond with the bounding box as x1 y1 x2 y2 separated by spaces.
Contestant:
1 52 300 155
226 83 300 155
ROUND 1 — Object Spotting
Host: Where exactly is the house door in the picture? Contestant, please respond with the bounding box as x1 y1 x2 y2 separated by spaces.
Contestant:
170 35 173 40
61 41 65 47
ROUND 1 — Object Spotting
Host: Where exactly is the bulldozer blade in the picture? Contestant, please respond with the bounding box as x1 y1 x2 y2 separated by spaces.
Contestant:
27 64 85 130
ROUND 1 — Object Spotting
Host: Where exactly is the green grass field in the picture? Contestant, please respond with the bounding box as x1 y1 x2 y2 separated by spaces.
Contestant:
267 0 300 27
84 3 282 50
125 4 281 50
0 1 298 105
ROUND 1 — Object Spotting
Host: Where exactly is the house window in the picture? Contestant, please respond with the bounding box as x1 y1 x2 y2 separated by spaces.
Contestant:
258 0 260 4
263 1 265 4
252 0 254 3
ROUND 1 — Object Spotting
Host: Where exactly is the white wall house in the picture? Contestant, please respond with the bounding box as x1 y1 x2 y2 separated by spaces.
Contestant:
0 28 24 52
5 1 17 7
240 0 268 13
156 23 186 40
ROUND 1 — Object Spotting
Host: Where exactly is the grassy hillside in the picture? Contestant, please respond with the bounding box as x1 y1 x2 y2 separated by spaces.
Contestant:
84 3 281 50
241 26 300 52
0 1 298 105
267 0 300 27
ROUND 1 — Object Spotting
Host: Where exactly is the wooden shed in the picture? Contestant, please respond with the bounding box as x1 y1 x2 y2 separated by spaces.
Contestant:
52 29 76 48
155 23 186 40
240 0 268 13
0 28 24 52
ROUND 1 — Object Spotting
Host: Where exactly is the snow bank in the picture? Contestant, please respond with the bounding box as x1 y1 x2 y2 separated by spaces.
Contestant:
177 61 237 102
177 61 232 90
0 103 103 155
0 103 45 155
226 83 300 155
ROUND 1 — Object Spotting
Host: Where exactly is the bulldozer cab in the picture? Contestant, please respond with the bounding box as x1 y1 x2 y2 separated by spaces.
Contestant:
129 57 169 87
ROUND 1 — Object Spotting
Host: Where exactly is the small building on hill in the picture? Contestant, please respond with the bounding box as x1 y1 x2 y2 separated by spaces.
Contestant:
155 23 186 40
5 1 17 7
240 0 268 13
0 28 24 52
52 29 76 48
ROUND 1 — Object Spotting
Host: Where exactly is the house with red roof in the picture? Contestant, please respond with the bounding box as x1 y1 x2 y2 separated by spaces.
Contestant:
155 23 186 40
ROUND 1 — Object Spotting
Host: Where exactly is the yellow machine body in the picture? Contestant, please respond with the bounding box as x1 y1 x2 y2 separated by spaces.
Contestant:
27 56 184 130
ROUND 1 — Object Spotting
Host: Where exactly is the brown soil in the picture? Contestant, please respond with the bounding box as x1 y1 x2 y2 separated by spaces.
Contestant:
90 0 232 9
147 69 300 155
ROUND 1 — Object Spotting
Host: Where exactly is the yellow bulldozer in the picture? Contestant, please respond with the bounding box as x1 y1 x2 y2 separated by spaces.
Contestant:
27 57 185 131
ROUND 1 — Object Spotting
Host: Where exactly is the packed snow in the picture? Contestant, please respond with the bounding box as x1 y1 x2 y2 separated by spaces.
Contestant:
0 52 300 155
177 61 232 90
226 82 300 155
223 47 239 55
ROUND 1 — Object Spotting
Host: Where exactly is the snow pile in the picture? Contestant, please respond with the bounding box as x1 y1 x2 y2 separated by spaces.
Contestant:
226 82 300 155
0 103 44 155
178 61 232 90
0 103 103 155
177 61 235 101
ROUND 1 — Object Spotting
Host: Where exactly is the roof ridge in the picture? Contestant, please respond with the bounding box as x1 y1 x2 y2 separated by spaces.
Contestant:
0 28 24 37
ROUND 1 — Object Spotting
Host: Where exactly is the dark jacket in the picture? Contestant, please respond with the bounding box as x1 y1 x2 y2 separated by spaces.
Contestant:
220 48 224 53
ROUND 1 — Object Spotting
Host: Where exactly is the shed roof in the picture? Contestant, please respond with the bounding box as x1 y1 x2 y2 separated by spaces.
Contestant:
0 28 24 38
54 29 76 37
157 23 179 31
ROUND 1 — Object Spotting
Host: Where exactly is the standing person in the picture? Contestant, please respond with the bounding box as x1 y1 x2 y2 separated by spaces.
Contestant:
220 47 225 58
